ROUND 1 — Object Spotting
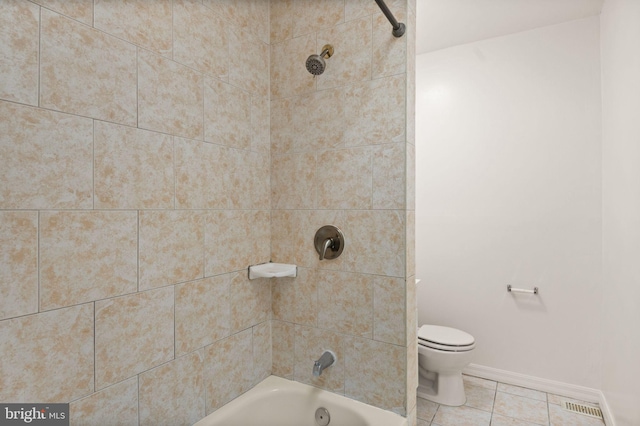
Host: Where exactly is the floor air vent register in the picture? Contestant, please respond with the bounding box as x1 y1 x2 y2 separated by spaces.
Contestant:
561 400 604 420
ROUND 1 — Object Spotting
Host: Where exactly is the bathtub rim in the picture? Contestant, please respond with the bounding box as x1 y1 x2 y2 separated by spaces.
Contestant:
194 374 408 426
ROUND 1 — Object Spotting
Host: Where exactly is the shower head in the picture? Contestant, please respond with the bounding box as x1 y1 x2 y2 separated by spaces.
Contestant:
306 44 334 76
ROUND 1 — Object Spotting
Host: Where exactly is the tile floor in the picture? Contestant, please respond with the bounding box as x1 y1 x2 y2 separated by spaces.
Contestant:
416 375 606 426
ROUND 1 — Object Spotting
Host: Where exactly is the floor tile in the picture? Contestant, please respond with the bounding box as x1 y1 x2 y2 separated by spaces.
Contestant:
464 382 496 412
416 397 438 422
464 374 498 390
414 379 605 426
492 413 545 426
498 383 547 402
493 392 549 425
547 393 599 407
432 404 491 426
548 404 605 426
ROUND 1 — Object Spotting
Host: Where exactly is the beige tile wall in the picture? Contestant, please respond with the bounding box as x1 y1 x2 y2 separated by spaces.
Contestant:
0 0 415 423
0 1 271 425
270 0 415 417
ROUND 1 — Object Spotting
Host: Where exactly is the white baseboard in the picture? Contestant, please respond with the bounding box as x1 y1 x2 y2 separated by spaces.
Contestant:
598 390 616 426
463 364 615 425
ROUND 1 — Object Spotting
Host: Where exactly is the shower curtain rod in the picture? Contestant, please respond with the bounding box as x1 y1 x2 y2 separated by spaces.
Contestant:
374 0 406 37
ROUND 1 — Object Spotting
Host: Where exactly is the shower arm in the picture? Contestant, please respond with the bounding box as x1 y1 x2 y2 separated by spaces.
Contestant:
374 0 406 38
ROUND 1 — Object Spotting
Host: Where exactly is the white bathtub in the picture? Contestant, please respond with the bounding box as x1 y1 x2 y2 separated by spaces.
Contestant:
194 375 408 426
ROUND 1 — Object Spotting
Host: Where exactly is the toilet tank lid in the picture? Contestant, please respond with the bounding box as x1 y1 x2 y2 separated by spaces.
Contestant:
418 325 475 346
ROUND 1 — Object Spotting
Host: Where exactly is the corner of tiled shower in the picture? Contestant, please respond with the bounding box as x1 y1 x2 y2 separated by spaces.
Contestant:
0 0 416 425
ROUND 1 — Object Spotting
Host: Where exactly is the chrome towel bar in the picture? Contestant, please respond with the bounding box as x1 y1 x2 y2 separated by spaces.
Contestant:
507 285 539 295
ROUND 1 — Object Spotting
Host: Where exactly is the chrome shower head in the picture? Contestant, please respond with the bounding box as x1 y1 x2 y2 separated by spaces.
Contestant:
306 55 326 76
306 44 334 76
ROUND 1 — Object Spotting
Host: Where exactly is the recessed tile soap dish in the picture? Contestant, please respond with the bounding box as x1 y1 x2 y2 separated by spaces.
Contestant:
248 262 297 280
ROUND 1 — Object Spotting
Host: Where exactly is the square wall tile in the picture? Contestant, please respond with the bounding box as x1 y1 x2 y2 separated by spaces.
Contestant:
204 329 254 413
344 75 406 147
407 338 418 415
175 138 241 209
95 287 175 390
406 143 415 210
0 304 94 402
173 0 229 80
373 276 406 345
406 275 417 346
0 101 93 209
40 211 138 311
0 211 38 320
139 210 204 291
406 210 415 278
204 0 269 44
175 138 219 209
229 30 269 97
372 3 407 78
291 0 345 38
317 270 374 338
317 146 372 210
271 35 315 99
253 321 272 383
205 210 270 277
94 0 172 56
175 275 231 356
271 153 316 209
94 121 174 209
295 88 346 152
272 268 318 327
138 49 203 140
226 148 265 210
345 336 405 414
32 0 93 25
271 88 345 155
139 351 205 426
229 272 271 333
251 96 270 153
247 150 271 210
271 320 295 379
342 210 405 276
270 97 296 154
70 378 138 426
373 143 406 210
294 325 345 393
40 9 137 125
204 78 251 149
346 0 406 21
0 1 39 106
317 17 372 91
270 0 294 44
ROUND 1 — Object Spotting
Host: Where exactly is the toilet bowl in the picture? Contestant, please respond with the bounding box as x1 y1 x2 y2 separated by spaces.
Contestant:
417 325 475 406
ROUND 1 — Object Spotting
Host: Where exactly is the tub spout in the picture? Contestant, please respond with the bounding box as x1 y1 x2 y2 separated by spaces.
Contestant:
313 350 336 377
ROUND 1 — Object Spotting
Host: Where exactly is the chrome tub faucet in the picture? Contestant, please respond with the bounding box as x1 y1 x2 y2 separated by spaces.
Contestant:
313 350 336 377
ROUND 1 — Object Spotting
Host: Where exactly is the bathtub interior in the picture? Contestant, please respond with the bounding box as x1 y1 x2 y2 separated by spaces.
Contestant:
194 375 408 426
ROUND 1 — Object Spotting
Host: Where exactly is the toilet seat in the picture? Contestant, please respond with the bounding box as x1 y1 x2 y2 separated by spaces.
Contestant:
418 325 475 352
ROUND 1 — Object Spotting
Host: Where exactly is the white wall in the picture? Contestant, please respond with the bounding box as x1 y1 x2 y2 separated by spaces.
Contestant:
416 17 603 388
601 0 640 423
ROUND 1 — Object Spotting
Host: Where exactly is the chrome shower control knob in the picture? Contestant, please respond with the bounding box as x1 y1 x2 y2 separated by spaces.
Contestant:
314 225 344 260
315 407 330 426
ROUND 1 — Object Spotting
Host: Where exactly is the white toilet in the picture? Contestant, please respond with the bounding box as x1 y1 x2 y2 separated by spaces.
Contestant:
417 324 476 406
